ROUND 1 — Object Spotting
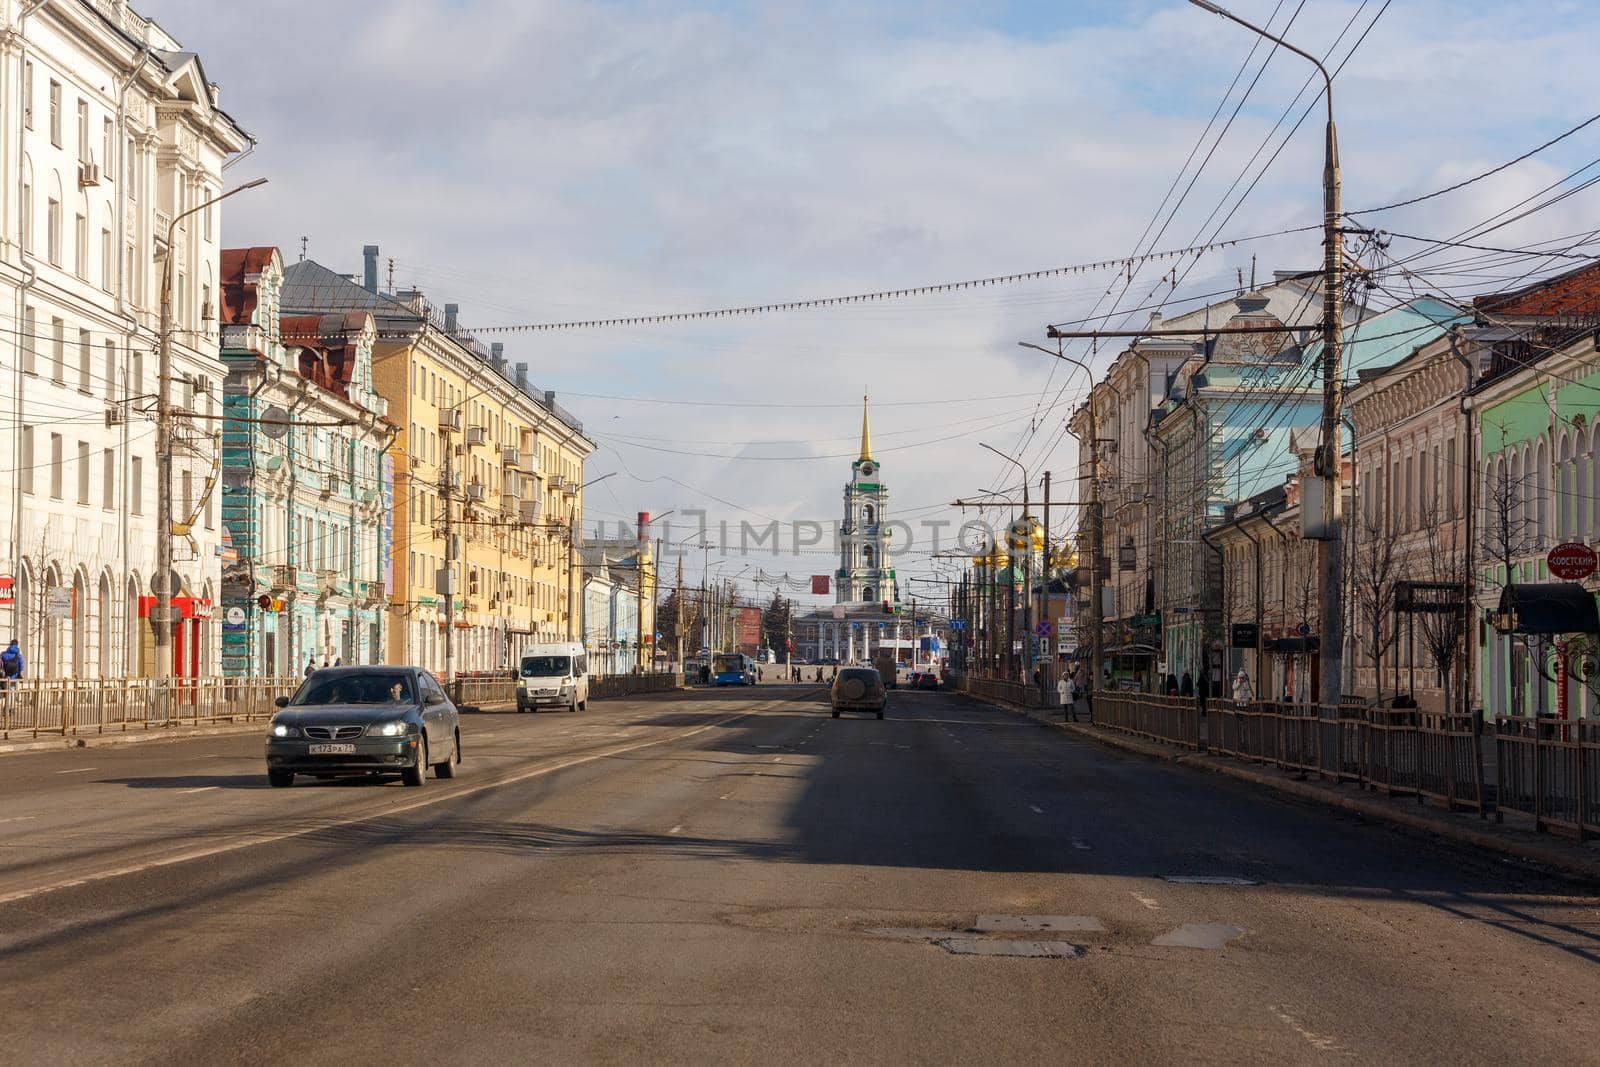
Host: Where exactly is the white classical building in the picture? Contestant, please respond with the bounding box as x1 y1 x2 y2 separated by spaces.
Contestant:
0 1 251 677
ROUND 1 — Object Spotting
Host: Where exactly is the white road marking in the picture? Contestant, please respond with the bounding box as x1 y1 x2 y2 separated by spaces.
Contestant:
53 767 97 775
177 786 219 795
1131 892 1161 911
0 702 776 909
1029 804 1044 814
669 825 683 835
0 816 38 824
1269 1006 1343 1053
1071 839 1092 850
771 756 781 762
718 794 730 800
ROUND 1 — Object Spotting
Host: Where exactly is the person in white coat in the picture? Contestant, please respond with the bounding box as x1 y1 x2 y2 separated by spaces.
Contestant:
1232 668 1254 704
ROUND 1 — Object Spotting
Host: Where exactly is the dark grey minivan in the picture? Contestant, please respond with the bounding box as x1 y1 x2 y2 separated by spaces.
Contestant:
264 666 462 788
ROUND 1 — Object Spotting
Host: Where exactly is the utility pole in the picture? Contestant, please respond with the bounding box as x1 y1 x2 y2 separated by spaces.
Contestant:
1043 469 1052 680
1090 401 1105 708
675 554 685 675
1188 0 1344 706
155 178 264 707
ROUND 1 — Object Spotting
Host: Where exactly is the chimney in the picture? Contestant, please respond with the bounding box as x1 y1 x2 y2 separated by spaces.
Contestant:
637 512 650 543
362 245 379 292
444 303 459 333
544 389 556 410
491 342 504 372
515 363 528 389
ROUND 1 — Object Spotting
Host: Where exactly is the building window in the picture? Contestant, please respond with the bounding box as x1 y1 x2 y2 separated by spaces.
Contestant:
102 118 113 177
22 306 35 374
46 197 60 265
130 347 142 399
77 440 89 504
78 329 91 392
48 80 61 147
74 213 87 278
103 340 115 397
101 228 112 291
20 428 34 495
102 448 115 510
51 317 64 383
49 433 63 499
76 99 89 162
202 189 213 241
19 176 31 251
131 456 143 514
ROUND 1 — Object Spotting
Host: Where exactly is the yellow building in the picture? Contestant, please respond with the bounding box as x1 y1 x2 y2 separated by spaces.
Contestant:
282 250 594 674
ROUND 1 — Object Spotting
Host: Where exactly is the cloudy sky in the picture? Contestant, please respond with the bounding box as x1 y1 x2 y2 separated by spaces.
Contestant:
145 0 1600 606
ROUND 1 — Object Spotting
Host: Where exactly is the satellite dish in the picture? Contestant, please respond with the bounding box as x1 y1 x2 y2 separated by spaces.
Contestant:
259 406 292 440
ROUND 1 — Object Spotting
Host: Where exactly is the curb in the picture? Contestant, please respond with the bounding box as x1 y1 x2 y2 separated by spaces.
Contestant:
955 690 1600 884
0 721 268 755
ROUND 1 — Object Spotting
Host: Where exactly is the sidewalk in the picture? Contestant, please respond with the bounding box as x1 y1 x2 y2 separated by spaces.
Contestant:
966 693 1600 884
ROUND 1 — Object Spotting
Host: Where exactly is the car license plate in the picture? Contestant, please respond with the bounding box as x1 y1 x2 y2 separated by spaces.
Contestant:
308 743 356 755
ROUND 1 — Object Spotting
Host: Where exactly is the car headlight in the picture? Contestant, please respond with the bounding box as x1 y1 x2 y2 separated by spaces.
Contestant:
367 720 410 737
270 722 298 738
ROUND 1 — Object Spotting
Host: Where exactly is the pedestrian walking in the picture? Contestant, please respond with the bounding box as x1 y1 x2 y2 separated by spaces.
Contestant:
304 655 317 679
1165 673 1180 697
1056 675 1070 712
1232 668 1253 704
1 638 23 693
1180 671 1194 697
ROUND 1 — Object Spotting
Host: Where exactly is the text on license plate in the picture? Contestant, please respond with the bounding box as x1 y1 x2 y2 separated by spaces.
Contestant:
308 743 357 755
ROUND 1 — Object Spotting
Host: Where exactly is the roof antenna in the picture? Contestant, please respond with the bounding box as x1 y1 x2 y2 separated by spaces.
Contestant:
1250 254 1257 289
298 235 308 262
386 256 395 294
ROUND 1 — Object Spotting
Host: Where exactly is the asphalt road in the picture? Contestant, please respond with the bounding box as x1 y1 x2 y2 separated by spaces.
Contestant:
1 685 1597 1065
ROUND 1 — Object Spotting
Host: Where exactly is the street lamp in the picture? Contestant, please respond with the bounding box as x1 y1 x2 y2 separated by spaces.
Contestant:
1187 0 1346 706
154 177 266 701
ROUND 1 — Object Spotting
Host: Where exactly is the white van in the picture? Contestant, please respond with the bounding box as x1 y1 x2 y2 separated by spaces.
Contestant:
517 642 590 712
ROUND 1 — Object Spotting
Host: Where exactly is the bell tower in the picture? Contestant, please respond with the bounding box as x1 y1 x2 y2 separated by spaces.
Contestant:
837 394 893 603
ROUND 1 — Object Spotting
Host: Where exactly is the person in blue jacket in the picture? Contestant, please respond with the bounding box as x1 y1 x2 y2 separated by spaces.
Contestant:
1 639 23 690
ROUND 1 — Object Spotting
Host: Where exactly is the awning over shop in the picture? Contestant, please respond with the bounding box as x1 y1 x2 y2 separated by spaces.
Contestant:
1264 636 1319 654
1496 583 1600 635
1107 643 1159 656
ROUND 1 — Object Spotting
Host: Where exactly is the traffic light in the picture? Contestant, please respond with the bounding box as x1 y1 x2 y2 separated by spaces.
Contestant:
257 594 272 611
882 600 891 615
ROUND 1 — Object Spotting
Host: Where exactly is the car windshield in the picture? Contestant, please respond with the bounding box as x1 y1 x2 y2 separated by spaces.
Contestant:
521 656 570 677
292 673 414 706
839 668 878 682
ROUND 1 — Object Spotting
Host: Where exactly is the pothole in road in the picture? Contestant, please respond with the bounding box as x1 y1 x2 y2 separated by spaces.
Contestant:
937 938 1084 959
1151 923 1245 949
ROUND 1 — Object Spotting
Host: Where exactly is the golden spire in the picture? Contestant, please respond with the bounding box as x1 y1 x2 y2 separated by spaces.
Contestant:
859 391 873 462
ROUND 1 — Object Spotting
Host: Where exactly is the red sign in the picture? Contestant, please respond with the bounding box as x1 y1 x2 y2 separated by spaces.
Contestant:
811 575 830 595
0 575 11 606
1547 542 1598 581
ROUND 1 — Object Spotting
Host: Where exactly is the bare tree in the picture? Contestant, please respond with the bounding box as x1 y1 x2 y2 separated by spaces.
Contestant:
1350 507 1403 709
1479 463 1534 716
1415 501 1469 713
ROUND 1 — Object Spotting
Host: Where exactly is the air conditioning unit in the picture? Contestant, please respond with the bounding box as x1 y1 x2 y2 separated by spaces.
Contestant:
439 410 462 433
191 373 213 397
104 406 124 427
520 499 543 524
465 426 487 447
466 481 486 502
78 161 102 188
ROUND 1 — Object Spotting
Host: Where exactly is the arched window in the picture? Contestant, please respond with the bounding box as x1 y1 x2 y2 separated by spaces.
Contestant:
1589 424 1600 534
1557 431 1573 540
863 586 875 602
1534 438 1549 548
863 504 875 526
862 545 874 567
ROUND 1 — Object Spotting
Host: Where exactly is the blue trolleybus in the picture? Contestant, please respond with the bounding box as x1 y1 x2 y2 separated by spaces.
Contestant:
712 652 756 686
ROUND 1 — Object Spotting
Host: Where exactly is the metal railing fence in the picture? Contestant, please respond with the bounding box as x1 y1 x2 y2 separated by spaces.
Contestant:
1495 717 1600 840
1094 692 1202 750
0 677 299 739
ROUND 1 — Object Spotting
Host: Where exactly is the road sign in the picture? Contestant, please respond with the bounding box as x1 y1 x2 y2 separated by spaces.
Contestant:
1296 622 1311 636
1548 542 1598 581
223 606 247 631
1035 620 1052 637
950 619 967 630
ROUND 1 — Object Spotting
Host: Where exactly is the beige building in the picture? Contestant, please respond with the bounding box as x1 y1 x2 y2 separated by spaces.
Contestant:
281 248 594 675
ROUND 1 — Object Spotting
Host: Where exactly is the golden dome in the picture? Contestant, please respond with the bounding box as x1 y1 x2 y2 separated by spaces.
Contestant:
1006 515 1045 552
